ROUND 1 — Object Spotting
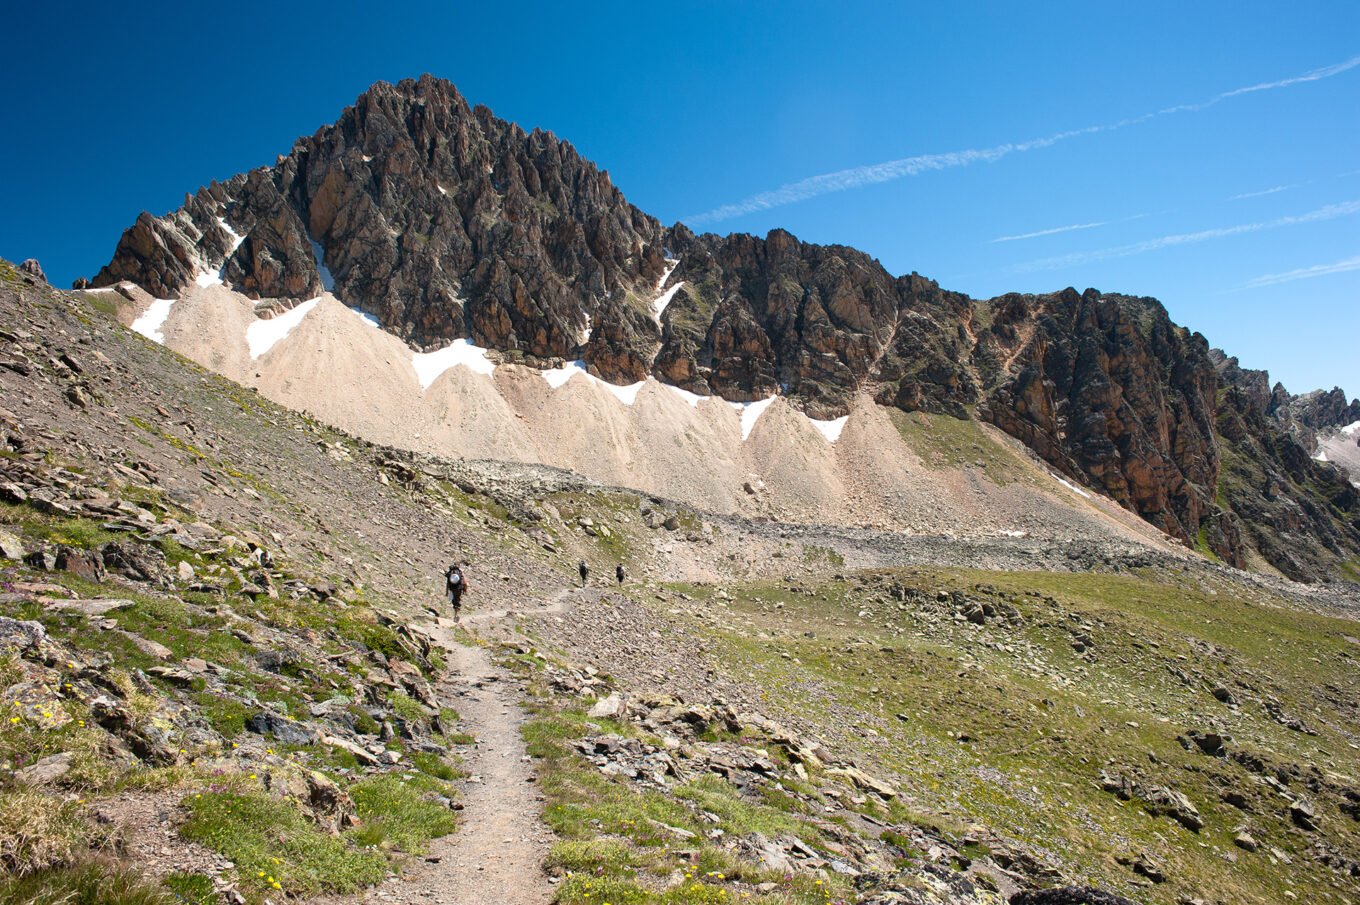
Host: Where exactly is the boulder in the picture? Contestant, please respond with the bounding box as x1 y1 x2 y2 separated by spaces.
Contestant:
54 546 105 582
323 735 379 765
247 711 320 746
0 617 45 651
42 597 133 617
588 693 626 719
0 529 24 560
307 770 358 832
17 259 45 282
826 766 897 799
16 751 72 785
1290 798 1319 831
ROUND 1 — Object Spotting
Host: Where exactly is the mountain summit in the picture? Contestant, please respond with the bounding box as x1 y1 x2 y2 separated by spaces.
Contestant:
90 75 1360 582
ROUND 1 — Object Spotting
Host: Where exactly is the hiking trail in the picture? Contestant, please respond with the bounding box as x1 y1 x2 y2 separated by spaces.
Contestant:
331 588 589 905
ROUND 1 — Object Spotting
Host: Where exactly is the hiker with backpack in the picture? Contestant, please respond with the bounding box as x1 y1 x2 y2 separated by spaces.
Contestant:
578 559 589 587
615 563 626 585
445 561 468 620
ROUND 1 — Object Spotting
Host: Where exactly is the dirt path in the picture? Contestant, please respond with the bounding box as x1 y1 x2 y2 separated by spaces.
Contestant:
333 591 583 905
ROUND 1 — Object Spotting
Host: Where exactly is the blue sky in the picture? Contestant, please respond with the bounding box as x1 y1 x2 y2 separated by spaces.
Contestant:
2 1 1356 395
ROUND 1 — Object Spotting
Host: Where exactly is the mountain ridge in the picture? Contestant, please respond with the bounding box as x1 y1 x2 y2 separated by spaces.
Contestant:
84 74 1360 582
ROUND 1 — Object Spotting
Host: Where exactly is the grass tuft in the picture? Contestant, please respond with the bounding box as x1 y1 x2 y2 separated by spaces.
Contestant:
180 791 386 897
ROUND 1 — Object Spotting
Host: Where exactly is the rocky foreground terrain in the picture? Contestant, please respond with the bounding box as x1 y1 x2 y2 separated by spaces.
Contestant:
83 75 1359 581
4 247 1360 905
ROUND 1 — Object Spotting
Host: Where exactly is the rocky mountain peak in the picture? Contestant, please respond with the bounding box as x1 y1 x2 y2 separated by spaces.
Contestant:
89 78 1360 582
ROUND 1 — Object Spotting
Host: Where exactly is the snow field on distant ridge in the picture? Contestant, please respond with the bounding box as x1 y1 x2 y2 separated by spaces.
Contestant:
131 298 176 344
246 298 322 359
732 395 777 441
809 415 850 443
538 360 644 405
652 259 683 323
310 240 335 291
194 218 248 288
1052 473 1092 499
412 340 497 388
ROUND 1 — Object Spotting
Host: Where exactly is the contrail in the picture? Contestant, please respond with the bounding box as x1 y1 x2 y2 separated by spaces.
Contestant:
1238 253 1360 289
1229 185 1293 201
1012 200 1360 272
1159 55 1360 114
990 221 1110 243
684 55 1360 225
685 121 1140 224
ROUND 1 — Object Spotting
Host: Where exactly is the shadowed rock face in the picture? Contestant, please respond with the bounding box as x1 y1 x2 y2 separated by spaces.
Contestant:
981 290 1226 559
93 74 1360 581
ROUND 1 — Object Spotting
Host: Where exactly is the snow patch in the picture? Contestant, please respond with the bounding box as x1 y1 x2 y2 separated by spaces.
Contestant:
1000 529 1029 538
653 281 686 323
194 217 248 287
1341 420 1360 437
437 184 448 196
1313 448 1329 462
1051 473 1092 499
579 313 593 345
541 360 586 390
412 339 497 389
663 383 706 407
310 240 335 291
131 298 176 344
651 259 684 323
353 308 383 329
729 395 778 441
219 217 246 254
246 298 321 359
538 360 644 404
808 414 849 443
603 380 644 405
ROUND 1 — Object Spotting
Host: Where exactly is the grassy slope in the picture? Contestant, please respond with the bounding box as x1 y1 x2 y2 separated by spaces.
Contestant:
643 567 1360 904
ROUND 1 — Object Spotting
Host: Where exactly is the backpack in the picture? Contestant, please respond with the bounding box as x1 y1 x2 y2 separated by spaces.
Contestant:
446 566 462 588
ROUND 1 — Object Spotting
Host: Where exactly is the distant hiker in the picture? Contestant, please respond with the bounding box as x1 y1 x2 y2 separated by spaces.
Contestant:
445 562 467 620
615 563 626 585
578 559 589 587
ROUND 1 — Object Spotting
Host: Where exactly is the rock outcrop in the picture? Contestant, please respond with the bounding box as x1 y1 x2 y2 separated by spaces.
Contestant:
92 75 1360 582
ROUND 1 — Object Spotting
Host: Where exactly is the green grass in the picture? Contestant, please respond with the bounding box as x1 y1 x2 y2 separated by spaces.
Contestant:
386 690 431 725
159 872 215 905
661 565 1360 905
889 409 1028 482
409 750 460 781
180 792 386 899
0 861 180 905
349 775 456 853
522 703 853 905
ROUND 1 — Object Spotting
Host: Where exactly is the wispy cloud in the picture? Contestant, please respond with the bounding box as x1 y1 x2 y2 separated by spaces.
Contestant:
989 211 1153 244
685 122 1135 224
991 221 1110 243
1239 254 1360 289
1159 56 1360 114
1229 184 1292 201
685 55 1360 225
1014 200 1360 272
